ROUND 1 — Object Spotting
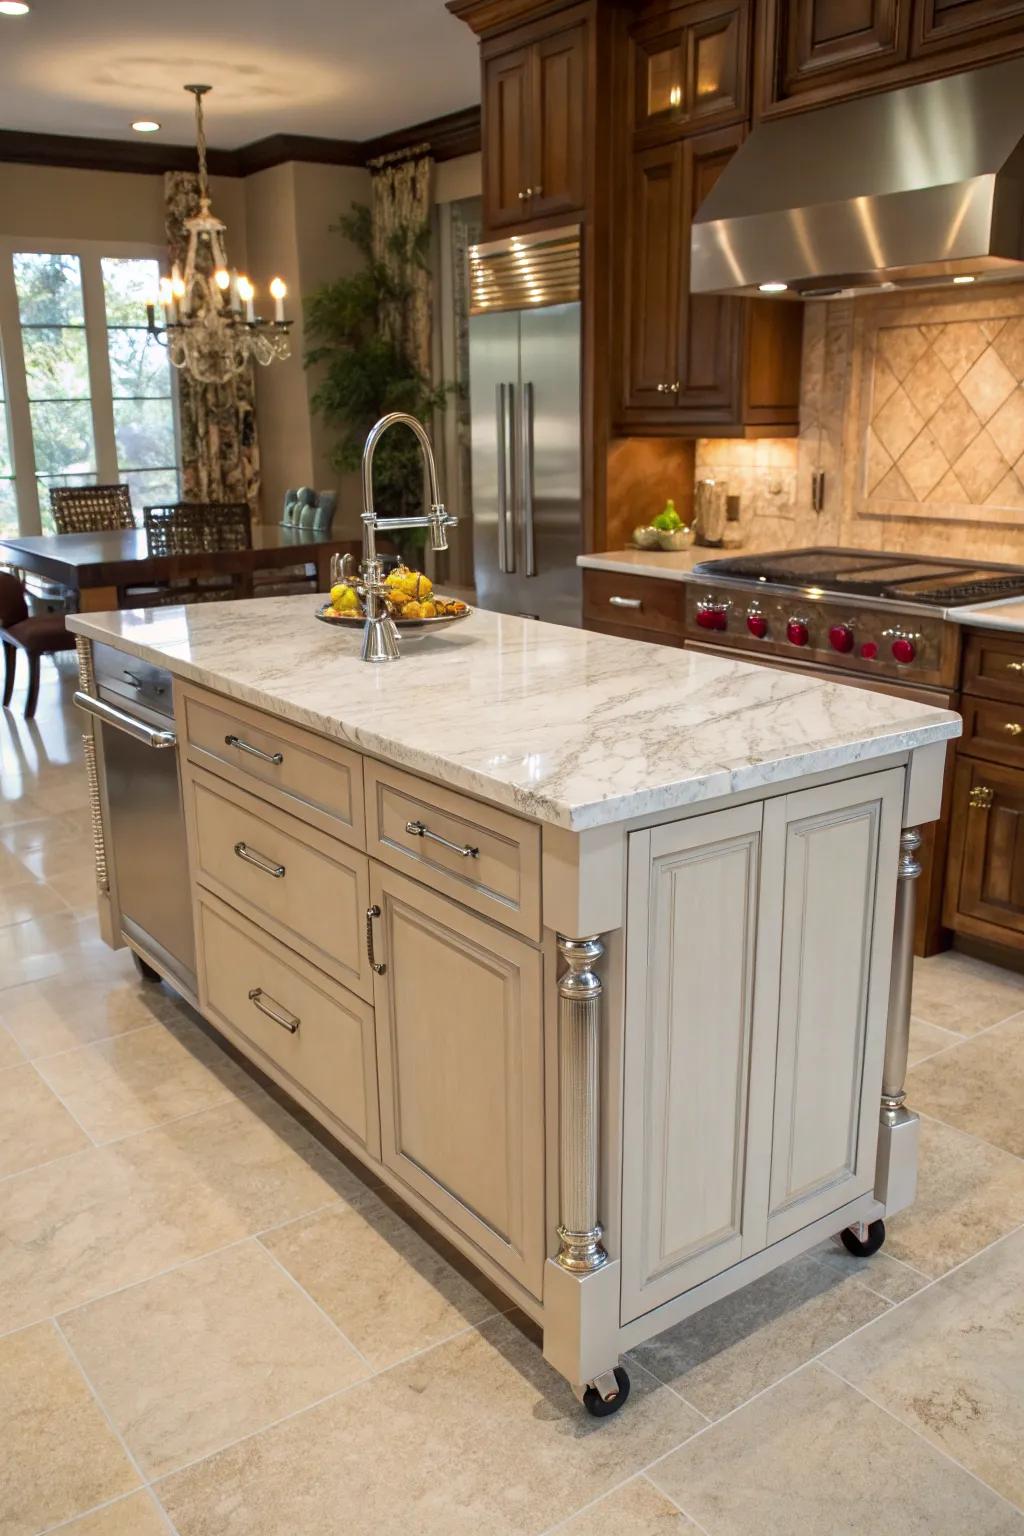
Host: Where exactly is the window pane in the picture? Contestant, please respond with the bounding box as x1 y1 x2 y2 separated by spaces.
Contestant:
0 479 17 539
29 400 95 476
113 397 176 470
0 407 11 478
124 467 179 510
22 326 91 401
14 253 85 325
101 256 160 326
107 328 172 398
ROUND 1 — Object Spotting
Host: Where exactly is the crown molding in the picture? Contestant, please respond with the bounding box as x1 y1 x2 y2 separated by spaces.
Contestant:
0 105 481 178
447 0 582 37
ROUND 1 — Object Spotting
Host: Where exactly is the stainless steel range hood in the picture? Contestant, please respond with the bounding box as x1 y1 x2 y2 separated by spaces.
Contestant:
691 57 1024 298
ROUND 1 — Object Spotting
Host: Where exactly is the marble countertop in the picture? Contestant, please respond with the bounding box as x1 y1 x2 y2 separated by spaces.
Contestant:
577 546 724 581
945 597 1024 633
68 598 960 832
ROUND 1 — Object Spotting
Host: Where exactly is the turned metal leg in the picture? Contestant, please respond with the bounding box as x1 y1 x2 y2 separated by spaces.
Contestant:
555 934 608 1275
874 826 922 1213
75 639 110 896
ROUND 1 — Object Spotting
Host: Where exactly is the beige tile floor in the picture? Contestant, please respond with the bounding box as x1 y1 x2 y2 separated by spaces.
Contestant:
2 656 1023 1536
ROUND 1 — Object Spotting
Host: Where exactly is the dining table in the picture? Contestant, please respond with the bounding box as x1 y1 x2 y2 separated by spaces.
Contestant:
0 525 359 612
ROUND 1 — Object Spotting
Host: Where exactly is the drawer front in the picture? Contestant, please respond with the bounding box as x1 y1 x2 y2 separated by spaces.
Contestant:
365 761 541 940
962 631 1024 706
961 695 1024 769
188 769 371 1001
181 685 364 848
199 894 380 1157
582 568 685 638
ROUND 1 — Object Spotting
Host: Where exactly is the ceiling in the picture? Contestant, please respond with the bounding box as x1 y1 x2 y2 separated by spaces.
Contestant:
0 0 481 148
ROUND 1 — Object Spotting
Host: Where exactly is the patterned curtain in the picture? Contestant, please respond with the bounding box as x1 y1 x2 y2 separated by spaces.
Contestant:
163 172 261 513
369 150 434 378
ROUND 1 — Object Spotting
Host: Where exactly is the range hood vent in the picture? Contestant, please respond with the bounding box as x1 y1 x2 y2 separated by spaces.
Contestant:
469 226 581 314
691 57 1024 298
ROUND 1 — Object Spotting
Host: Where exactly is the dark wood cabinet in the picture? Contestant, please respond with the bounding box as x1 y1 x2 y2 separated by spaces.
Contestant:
630 0 750 143
913 0 1024 56
481 15 588 230
774 0 910 99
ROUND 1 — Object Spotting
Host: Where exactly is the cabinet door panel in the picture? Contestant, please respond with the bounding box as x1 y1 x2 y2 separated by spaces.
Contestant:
679 131 742 413
531 23 587 219
371 864 545 1296
483 46 532 230
775 0 909 98
623 144 683 412
621 804 777 1321
947 758 1024 940
914 0 1024 54
764 770 902 1242
632 1 748 137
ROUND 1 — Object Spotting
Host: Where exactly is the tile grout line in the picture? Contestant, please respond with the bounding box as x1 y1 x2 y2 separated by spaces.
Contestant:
907 1005 1024 1071
23 1056 101 1150
50 1316 154 1512
254 1236 379 1376
914 1105 1024 1166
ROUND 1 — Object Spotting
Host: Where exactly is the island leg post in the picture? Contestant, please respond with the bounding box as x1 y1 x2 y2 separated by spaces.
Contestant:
543 933 623 1410
874 826 922 1215
75 638 117 948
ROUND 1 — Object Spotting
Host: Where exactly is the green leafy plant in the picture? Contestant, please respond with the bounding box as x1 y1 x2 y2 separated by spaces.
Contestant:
304 203 451 538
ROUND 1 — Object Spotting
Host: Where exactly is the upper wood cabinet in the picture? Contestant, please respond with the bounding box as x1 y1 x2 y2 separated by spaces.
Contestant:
481 12 588 230
913 0 1024 54
618 122 803 433
629 0 750 143
771 0 911 102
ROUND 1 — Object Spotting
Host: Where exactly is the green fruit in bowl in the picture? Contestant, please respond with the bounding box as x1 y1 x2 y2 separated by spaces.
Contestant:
652 501 682 532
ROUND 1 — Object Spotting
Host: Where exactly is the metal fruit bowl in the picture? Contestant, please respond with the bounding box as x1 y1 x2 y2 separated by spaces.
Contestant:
315 599 472 631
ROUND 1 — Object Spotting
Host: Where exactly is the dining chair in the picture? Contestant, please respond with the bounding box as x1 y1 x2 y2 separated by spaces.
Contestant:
50 484 136 534
143 502 252 555
0 571 77 717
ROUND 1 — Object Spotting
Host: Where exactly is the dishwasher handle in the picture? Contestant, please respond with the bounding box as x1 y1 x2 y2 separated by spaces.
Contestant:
74 690 177 750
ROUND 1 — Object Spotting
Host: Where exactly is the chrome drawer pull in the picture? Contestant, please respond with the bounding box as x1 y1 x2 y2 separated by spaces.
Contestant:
1005 722 1023 737
224 734 283 766
404 818 479 859
247 987 299 1033
609 595 642 610
234 841 285 878
366 904 386 974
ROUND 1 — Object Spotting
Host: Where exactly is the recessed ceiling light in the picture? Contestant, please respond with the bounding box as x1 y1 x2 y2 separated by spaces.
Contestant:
131 119 161 133
758 281 788 294
0 2 31 15
952 274 976 285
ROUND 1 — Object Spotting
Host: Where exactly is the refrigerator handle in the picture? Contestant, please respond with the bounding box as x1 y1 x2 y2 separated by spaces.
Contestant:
521 380 536 577
497 381 516 575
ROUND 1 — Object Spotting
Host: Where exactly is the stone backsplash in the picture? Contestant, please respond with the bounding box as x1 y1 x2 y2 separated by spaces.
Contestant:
694 437 799 549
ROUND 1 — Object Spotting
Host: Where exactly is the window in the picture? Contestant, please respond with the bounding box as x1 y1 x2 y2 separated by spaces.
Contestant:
0 243 181 535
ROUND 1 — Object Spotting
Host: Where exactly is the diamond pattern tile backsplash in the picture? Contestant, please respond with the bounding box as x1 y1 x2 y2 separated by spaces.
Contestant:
866 316 1024 511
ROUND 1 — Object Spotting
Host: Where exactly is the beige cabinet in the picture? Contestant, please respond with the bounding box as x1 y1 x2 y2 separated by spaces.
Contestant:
369 862 546 1298
621 768 903 1322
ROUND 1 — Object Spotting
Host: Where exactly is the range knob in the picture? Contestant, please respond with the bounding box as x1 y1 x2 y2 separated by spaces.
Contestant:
828 623 854 654
746 609 768 639
696 601 728 632
860 640 878 660
786 618 810 647
892 635 916 664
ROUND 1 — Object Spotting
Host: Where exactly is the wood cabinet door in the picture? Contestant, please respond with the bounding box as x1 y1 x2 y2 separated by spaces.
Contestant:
772 0 910 100
763 769 903 1244
483 44 533 230
621 803 779 1321
913 0 1024 56
529 22 588 220
631 0 749 141
676 127 743 420
945 757 1024 942
622 143 684 414
370 863 546 1297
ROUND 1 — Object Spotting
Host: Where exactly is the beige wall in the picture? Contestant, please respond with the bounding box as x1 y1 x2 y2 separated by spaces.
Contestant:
435 152 481 205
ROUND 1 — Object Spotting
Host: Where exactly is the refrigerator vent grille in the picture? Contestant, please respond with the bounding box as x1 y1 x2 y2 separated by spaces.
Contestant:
469 232 581 315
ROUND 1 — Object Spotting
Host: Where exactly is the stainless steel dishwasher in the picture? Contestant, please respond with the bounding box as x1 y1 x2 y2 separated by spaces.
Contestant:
74 644 197 998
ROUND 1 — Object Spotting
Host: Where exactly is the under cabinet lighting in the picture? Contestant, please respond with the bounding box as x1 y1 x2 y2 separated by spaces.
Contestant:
758 281 788 294
953 275 976 285
0 2 31 15
132 119 161 133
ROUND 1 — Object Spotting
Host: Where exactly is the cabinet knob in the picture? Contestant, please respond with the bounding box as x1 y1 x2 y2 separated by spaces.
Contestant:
518 188 533 200
671 380 681 392
1006 722 1024 737
533 184 542 195
969 785 994 810
1007 661 1024 673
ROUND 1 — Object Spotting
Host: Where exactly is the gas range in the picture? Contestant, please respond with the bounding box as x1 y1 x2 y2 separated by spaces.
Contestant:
684 548 1024 691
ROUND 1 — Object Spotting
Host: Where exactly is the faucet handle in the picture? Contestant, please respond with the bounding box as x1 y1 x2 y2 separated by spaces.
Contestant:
429 503 455 553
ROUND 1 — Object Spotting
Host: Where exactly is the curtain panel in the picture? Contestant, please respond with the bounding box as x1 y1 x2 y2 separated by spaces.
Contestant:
369 150 434 380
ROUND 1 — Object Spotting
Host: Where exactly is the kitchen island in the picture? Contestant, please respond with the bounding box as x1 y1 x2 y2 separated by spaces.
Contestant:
68 597 960 1415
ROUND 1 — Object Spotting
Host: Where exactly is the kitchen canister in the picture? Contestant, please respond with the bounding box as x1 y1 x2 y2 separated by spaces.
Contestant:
695 477 728 546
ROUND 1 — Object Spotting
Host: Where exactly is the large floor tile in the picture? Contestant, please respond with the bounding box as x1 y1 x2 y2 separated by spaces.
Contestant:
57 1492 171 1536
809 1235 929 1303
0 1093 369 1333
2 964 185 1058
912 950 1024 1035
827 1228 1024 1508
157 1316 703 1536
650 1363 1024 1536
35 1016 259 1142
0 1321 139 1536
62 1240 370 1478
0 908 110 988
48 863 107 915
0 815 76 856
885 1115 1024 1277
0 1060 90 1176
559 1477 691 1532
0 1024 25 1068
0 878 70 928
261 1191 505 1369
14 834 96 883
908 1014 964 1066
629 1252 888 1420
908 1015 1024 1157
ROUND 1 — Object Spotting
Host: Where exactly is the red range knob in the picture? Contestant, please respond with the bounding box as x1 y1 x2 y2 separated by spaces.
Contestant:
786 619 809 647
746 612 768 638
696 605 727 632
892 636 916 664
828 623 854 654
860 640 878 660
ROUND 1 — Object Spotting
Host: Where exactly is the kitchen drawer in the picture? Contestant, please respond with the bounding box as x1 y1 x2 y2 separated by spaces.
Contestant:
961 631 1024 706
198 893 380 1158
364 761 541 941
180 684 364 848
187 768 372 1001
581 568 685 639
960 694 1024 770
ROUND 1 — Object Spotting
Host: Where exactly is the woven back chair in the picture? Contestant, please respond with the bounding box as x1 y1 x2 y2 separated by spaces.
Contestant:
143 502 252 557
50 484 135 535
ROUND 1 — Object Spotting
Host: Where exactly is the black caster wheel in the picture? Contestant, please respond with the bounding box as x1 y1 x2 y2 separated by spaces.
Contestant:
131 952 162 984
840 1219 886 1258
582 1367 631 1418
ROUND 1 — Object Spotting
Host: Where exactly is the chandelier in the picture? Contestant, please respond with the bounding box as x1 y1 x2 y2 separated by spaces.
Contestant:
145 84 291 385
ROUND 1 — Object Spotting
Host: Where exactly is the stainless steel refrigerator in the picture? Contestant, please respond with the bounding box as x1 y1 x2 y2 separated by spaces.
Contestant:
468 227 582 626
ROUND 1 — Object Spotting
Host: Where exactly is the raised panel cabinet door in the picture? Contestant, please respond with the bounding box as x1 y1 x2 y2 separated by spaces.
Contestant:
773 0 910 99
370 863 546 1297
620 803 779 1322
623 143 684 413
677 127 743 418
913 0 1024 56
530 22 588 219
630 0 748 138
764 768 903 1244
483 45 533 230
946 757 1024 941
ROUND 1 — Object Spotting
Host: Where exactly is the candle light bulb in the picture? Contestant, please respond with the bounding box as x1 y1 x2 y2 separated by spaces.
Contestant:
269 276 287 322
237 276 255 322
213 267 230 290
171 275 185 299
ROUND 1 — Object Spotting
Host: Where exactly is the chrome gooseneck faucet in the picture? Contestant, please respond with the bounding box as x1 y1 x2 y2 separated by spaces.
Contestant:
358 413 456 664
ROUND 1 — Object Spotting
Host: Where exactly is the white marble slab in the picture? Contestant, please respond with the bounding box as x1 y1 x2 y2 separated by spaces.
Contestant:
577 547 722 582
68 598 960 832
944 597 1024 633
